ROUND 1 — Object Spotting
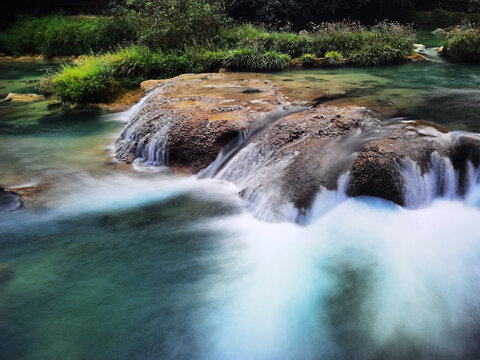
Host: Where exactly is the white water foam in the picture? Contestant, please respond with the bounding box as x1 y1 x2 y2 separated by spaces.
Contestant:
401 152 479 208
201 195 480 360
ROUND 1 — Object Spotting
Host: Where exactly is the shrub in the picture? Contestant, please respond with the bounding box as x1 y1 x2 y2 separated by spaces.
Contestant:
443 23 480 62
119 0 225 51
350 45 404 66
325 51 344 66
223 49 290 71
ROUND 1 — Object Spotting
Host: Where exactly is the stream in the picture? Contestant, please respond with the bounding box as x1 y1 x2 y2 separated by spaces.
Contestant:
1 39 480 360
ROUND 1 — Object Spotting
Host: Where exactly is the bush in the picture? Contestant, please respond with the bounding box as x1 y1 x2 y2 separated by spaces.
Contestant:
350 45 404 66
325 51 344 66
117 0 225 51
443 23 480 62
223 49 290 71
0 15 135 57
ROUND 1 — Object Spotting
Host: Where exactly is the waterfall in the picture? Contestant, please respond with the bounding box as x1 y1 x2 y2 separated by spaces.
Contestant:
401 152 479 208
215 141 298 221
198 105 307 179
199 116 403 222
116 84 174 168
134 122 170 167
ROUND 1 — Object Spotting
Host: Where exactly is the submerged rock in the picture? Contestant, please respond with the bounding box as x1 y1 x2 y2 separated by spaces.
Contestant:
115 73 480 220
0 263 13 283
1 93 44 103
0 188 22 212
406 53 429 62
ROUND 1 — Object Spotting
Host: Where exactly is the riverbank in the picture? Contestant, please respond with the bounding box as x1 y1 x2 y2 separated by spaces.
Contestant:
0 18 414 104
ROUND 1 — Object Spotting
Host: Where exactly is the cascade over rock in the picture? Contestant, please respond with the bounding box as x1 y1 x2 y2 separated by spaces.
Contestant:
115 73 285 172
348 122 480 206
115 73 480 220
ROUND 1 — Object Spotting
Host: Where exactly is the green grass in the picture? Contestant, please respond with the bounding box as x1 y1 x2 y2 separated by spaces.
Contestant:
50 57 116 103
29 18 416 103
45 46 230 103
223 49 290 71
220 21 415 61
0 15 135 57
350 45 404 66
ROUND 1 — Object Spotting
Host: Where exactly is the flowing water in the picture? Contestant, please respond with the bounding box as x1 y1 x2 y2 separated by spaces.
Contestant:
1 39 480 360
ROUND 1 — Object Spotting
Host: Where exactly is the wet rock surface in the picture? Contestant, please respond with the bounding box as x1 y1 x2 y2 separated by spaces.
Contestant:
115 73 286 173
115 73 480 218
0 188 23 213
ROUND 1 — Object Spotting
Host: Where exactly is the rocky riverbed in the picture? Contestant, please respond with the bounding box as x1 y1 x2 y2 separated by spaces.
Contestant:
114 73 480 220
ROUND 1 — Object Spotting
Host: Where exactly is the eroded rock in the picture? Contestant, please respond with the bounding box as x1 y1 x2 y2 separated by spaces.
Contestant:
115 73 480 220
116 73 286 173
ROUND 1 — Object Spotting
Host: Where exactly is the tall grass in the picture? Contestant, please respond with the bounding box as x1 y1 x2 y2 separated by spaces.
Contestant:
0 15 135 57
220 21 415 61
46 46 230 103
51 57 116 103
223 49 290 71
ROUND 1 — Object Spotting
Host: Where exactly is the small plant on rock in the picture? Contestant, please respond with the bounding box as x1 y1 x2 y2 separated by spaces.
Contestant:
298 53 317 66
325 51 344 66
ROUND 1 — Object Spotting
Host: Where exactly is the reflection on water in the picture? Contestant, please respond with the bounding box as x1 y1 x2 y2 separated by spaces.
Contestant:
1 43 480 360
0 64 123 185
270 56 480 132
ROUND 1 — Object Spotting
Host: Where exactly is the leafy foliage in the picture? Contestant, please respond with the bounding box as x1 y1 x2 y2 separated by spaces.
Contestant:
297 53 317 66
325 51 344 66
227 0 415 24
110 0 225 50
443 22 480 62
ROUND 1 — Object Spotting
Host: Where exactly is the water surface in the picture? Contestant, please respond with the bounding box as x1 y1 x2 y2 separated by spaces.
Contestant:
1 43 480 360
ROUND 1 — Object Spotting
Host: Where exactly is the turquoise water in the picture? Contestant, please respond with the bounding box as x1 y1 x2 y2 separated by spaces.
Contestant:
270 38 480 132
1 45 480 360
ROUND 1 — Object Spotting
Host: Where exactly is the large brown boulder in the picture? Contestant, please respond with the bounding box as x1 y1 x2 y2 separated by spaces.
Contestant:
115 73 286 173
115 73 480 220
348 122 480 206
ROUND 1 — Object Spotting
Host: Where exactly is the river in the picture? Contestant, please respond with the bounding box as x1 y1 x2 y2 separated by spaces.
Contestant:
1 39 480 360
